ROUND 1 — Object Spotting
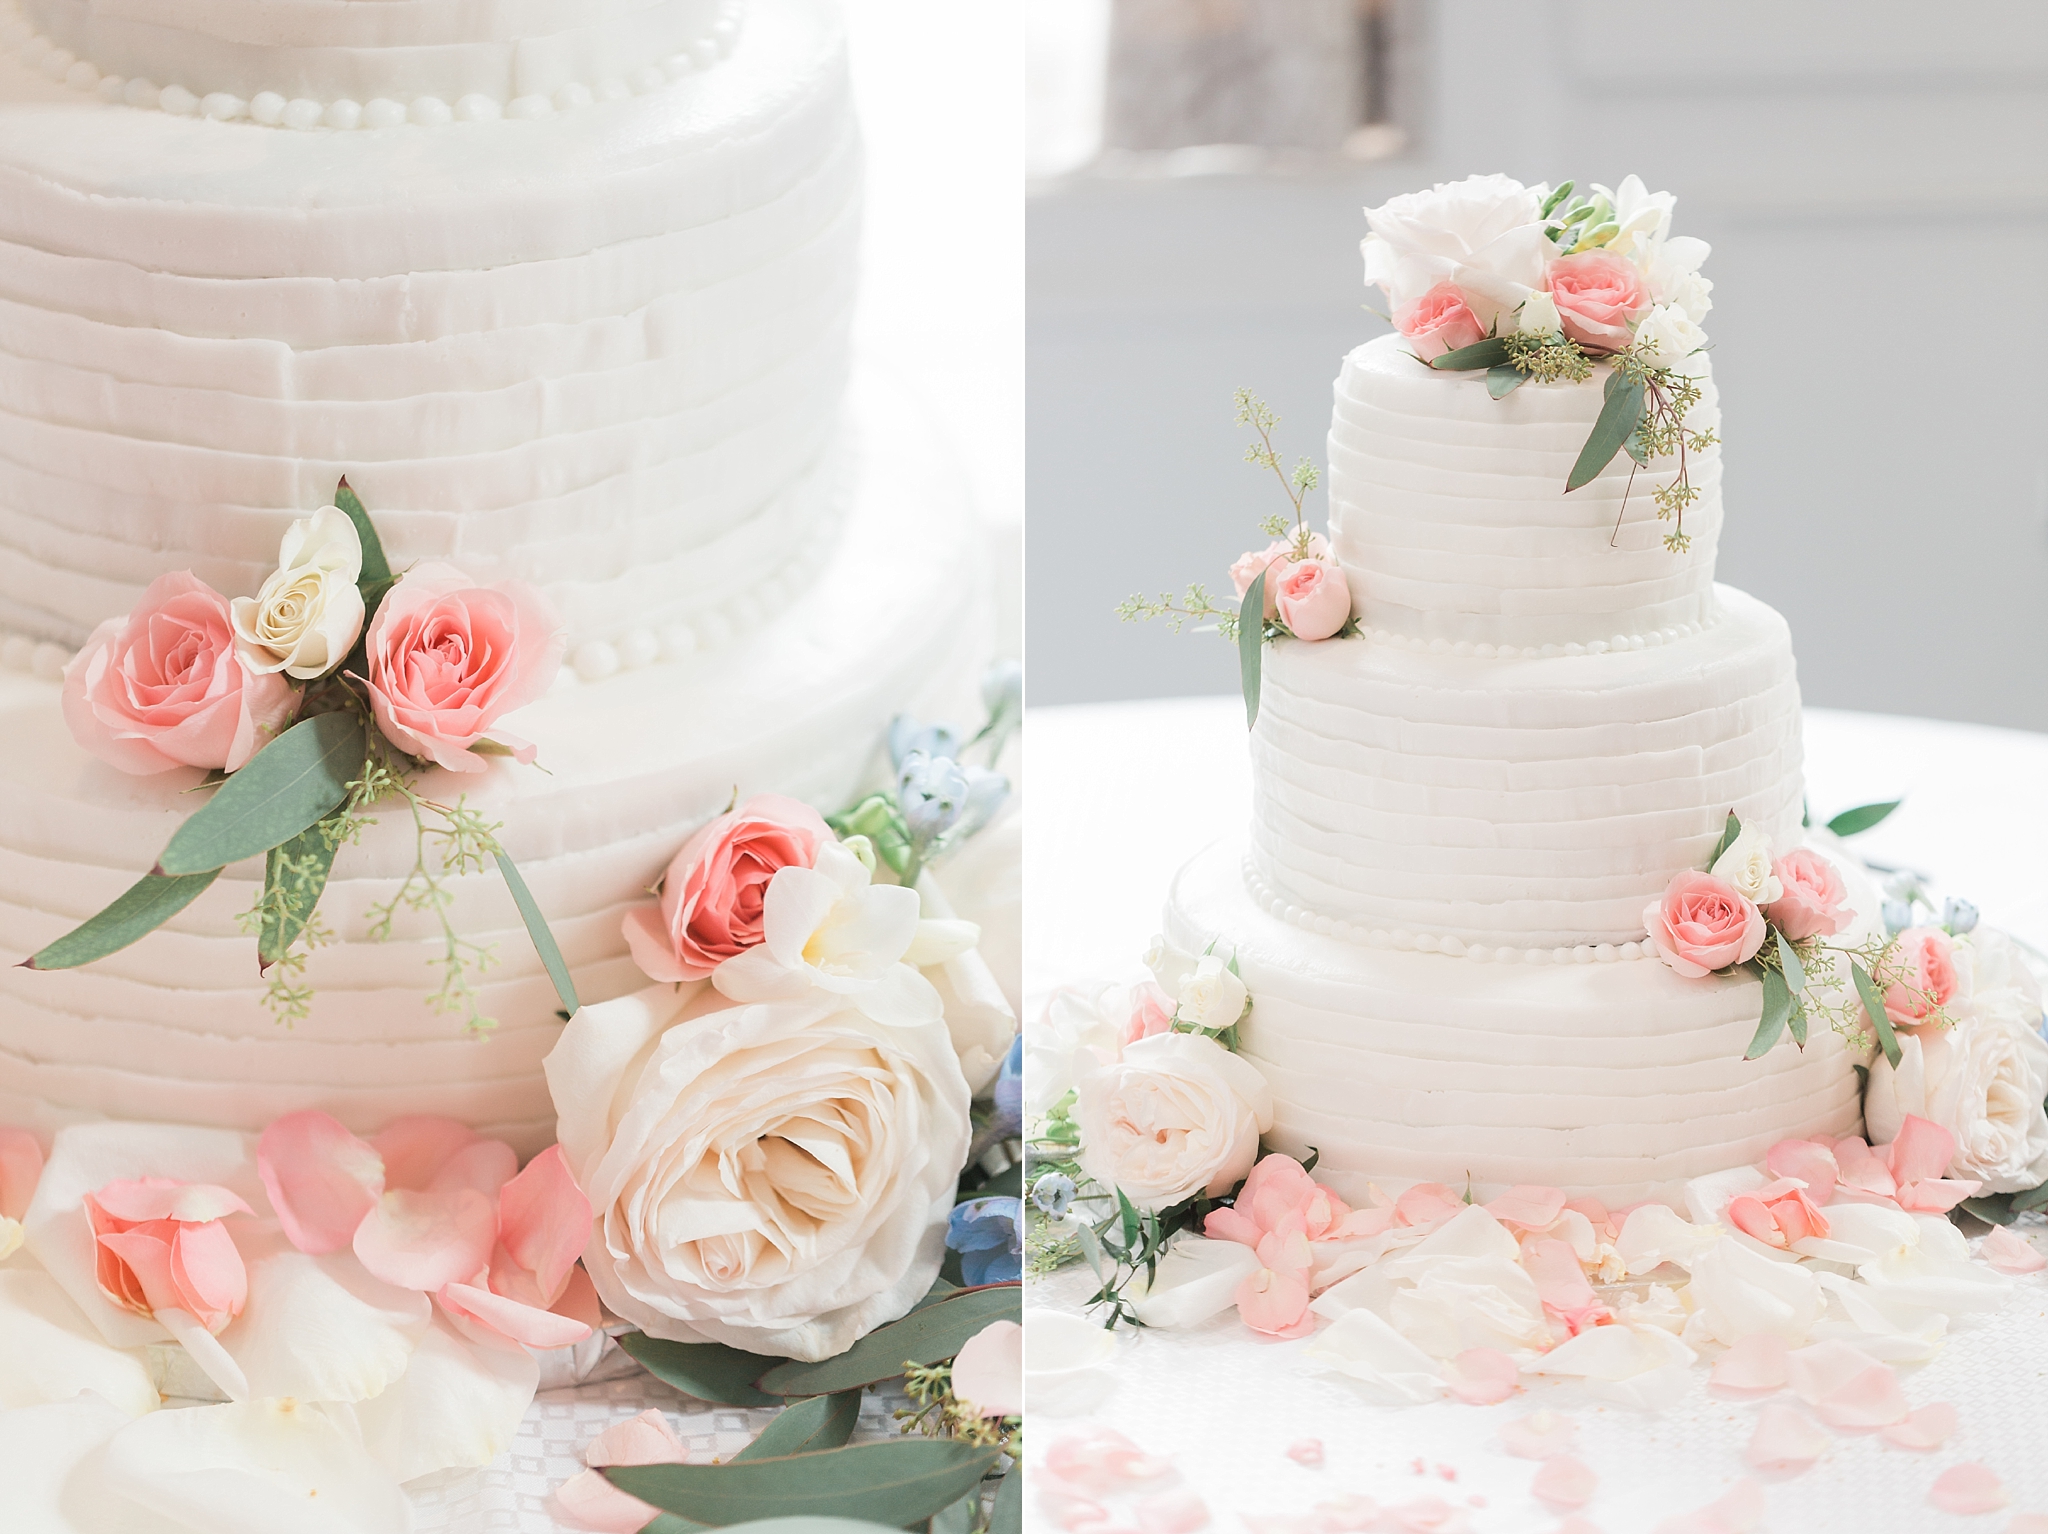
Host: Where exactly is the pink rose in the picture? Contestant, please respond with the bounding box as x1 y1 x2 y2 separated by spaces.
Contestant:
1394 280 1485 362
62 572 298 775
1119 981 1175 1048
85 1176 253 1335
1763 848 1849 942
1230 534 1331 619
1274 558 1353 641
1883 926 1959 1027
1544 251 1649 353
1644 870 1766 979
1726 1178 1829 1250
360 564 563 773
622 794 833 982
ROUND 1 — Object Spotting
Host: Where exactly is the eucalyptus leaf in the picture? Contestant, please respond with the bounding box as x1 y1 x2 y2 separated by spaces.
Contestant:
1565 371 1645 492
909 1279 959 1315
494 849 579 1015
1429 337 1513 372
1238 568 1265 731
648 1517 913 1534
1071 1220 1105 1284
2012 1181 2048 1216
1962 1195 2018 1227
1788 996 1808 1048
1826 799 1902 838
1777 931 1805 995
735 1391 861 1462
616 1332 779 1406
929 1490 978 1534
25 868 222 970
1851 960 1902 1068
1485 364 1525 399
757 1286 1022 1397
259 817 342 968
990 1469 1021 1534
607 1441 999 1529
156 712 366 876
1745 966 1794 1060
1707 812 1743 868
333 478 393 589
1623 427 1648 466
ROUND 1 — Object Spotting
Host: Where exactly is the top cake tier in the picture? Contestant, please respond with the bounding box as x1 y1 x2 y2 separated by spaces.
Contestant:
20 0 735 109
1328 333 1723 652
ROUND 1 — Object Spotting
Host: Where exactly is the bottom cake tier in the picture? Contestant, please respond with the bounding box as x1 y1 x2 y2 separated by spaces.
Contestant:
1164 836 1869 1206
0 371 995 1154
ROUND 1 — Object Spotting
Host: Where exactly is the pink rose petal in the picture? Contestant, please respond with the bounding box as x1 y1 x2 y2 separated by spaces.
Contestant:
1235 1263 1314 1339
0 1127 44 1222
550 1468 666 1534
1286 1439 1324 1467
951 1319 1023 1417
1395 1184 1465 1228
1382 1498 1470 1533
371 1116 483 1191
1487 1186 1567 1229
584 1408 686 1467
1982 1225 2048 1275
89 1177 253 1226
1880 1401 1957 1452
2006 1516 2048 1533
1044 1429 1172 1494
439 1279 594 1349
1765 1139 1839 1205
1784 1340 1875 1406
1931 1463 2008 1516
257 1111 384 1254
1712 1333 1790 1394
1136 1487 1209 1534
427 1137 520 1200
1746 1403 1829 1474
1499 1411 1577 1460
1443 1347 1519 1405
1815 1364 1909 1431
1531 1455 1597 1510
1706 1478 1765 1532
1554 1520 1607 1534
1310 1493 1378 1530
352 1186 498 1292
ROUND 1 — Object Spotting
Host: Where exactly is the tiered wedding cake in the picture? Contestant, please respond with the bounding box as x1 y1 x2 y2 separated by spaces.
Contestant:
0 0 991 1153
1165 200 1866 1204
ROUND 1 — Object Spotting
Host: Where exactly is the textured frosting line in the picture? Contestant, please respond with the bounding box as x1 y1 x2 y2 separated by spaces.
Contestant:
1168 838 1863 1206
0 379 993 1157
1247 585 1805 948
1329 333 1723 648
0 0 857 651
20 0 734 108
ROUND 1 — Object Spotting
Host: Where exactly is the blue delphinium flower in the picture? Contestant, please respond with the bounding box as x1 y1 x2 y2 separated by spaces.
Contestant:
1944 896 1980 935
898 750 1010 857
1030 1173 1075 1219
991 1035 1023 1139
889 713 961 770
947 1196 1022 1285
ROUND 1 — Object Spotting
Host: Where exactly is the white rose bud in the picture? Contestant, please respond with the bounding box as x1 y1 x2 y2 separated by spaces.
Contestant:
1634 303 1709 370
1709 824 1783 906
231 506 367 679
1143 933 1197 998
1176 953 1248 1033
1517 289 1561 336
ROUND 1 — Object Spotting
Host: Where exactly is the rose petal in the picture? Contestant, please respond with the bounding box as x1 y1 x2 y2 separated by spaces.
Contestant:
1235 1264 1314 1339
440 1279 596 1350
89 1177 254 1226
1783 1339 1871 1405
1531 1454 1597 1509
370 1116 482 1192
553 1467 669 1534
1887 1115 1958 1187
352 1187 498 1292
1499 1411 1577 1460
1981 1225 2048 1275
1131 1237 1262 1329
951 1319 1024 1416
0 1392 157 1532
216 1230 431 1403
1396 1184 1464 1228
1304 1308 1446 1405
1765 1139 1839 1205
1043 1427 1172 1493
1443 1347 1519 1405
2006 1516 2048 1534
584 1408 687 1468
0 1267 158 1416
1486 1186 1567 1229
1712 1333 1790 1393
1310 1492 1379 1530
493 1145 592 1305
1880 1401 1957 1451
256 1112 384 1254
1136 1487 1210 1534
352 1316 540 1483
1286 1439 1324 1467
1746 1402 1829 1473
1930 1463 2009 1516
1816 1364 1909 1430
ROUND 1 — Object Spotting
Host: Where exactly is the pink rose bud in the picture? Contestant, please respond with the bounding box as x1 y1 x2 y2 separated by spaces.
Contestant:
1883 926 1959 1026
1643 869 1766 979
1394 280 1485 362
62 572 299 775
1274 558 1352 641
1230 534 1332 619
1762 848 1849 942
1543 251 1650 353
85 1176 254 1335
361 563 564 773
622 794 834 982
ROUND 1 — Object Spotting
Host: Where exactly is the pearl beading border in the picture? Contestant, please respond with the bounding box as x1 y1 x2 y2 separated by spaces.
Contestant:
1244 856 1656 965
0 0 743 129
1359 605 1722 660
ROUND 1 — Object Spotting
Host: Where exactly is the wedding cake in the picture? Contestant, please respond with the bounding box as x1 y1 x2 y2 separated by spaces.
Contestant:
0 0 992 1154
1163 175 1869 1205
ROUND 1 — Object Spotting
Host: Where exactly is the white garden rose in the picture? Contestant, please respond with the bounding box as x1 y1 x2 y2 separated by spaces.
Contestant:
1075 1032 1273 1212
545 982 972 1360
1360 173 1553 330
1634 305 1711 371
1709 824 1782 906
1176 953 1248 1033
231 506 366 679
1023 984 1124 1115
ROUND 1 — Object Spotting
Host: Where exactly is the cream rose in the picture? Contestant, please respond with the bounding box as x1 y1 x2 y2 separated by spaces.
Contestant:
1361 174 1552 331
1709 825 1783 907
1865 1013 2048 1194
231 508 367 680
1076 1033 1273 1212
1176 954 1249 1033
545 982 973 1360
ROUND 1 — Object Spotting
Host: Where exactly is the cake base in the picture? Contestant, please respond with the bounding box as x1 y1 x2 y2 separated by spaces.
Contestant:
1164 836 1866 1206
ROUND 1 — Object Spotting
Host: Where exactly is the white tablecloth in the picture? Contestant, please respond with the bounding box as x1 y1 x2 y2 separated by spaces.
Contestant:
1021 696 2048 1534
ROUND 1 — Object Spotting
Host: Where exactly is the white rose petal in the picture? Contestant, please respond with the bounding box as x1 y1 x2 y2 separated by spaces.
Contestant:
1616 1201 1722 1275
0 1268 158 1416
1525 1321 1697 1410
1709 825 1782 905
1642 234 1714 321
1023 983 1124 1115
1175 953 1248 1033
1074 1032 1271 1212
216 1232 430 1405
1128 1235 1261 1329
230 506 366 679
1686 1235 1821 1346
1361 173 1553 330
352 1316 538 1483
1304 1308 1448 1406
0 1392 181 1534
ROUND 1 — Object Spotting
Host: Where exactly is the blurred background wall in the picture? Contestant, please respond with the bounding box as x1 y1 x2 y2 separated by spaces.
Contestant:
1027 0 2048 728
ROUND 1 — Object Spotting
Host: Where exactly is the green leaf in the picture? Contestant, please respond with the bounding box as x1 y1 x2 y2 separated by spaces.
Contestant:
735 1392 862 1462
1565 370 1646 492
493 850 579 1016
1485 364 1526 399
1851 960 1902 1068
2011 1181 2048 1216
1622 426 1649 466
757 1286 1022 1397
647 1517 915 1534
258 818 343 968
828 796 915 882
1745 965 1794 1060
1777 931 1805 996
1428 337 1513 371
607 1441 999 1530
929 1491 978 1534
908 1278 959 1315
616 1332 779 1406
1826 799 1902 838
1962 1195 2017 1226
333 477 392 589
1707 812 1743 868
990 1469 1021 1534
1238 567 1265 731
24 868 223 970
156 712 366 876
1115 1187 1141 1249
1788 995 1808 1048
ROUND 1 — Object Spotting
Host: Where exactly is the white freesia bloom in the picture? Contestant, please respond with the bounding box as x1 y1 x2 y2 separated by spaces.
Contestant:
1075 1032 1272 1212
1361 173 1553 329
545 981 971 1361
1591 175 1675 259
713 841 967 1028
230 506 366 680
914 874 1015 1093
1709 825 1783 905
1024 983 1124 1115
1175 953 1248 1033
1517 289 1561 336
1634 304 1710 370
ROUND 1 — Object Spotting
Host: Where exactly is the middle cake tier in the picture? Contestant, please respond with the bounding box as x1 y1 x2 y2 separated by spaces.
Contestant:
1249 583 1804 951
